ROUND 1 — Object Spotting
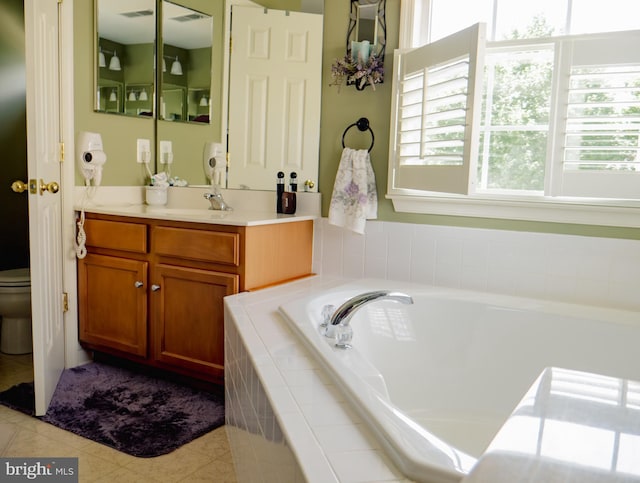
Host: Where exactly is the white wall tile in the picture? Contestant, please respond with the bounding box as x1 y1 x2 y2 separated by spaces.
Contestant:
343 231 366 278
316 218 640 310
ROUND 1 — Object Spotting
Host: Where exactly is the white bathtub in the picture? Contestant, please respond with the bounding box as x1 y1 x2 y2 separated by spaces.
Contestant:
279 279 640 483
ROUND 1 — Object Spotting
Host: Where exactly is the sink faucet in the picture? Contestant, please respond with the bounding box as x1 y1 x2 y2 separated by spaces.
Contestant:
204 189 232 211
322 290 413 348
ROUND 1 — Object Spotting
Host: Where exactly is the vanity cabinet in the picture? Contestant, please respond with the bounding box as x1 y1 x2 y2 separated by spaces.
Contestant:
77 213 313 383
77 219 149 358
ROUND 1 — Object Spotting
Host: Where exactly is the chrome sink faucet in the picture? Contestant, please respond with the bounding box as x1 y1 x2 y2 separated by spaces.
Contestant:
321 290 414 348
204 189 232 211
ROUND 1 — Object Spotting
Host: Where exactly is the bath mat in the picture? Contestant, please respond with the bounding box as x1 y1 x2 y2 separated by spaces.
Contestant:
0 362 225 457
0 382 34 415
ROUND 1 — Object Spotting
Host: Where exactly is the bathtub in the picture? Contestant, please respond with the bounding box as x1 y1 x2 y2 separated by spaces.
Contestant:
278 279 640 483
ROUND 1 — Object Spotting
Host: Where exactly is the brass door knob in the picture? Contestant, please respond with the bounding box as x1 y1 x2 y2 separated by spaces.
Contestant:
39 179 59 195
11 180 28 193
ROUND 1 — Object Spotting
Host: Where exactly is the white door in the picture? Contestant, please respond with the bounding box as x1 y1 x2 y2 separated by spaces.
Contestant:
228 6 322 191
24 0 65 416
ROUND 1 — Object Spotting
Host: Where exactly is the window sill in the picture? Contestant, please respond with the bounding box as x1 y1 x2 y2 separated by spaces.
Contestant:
387 192 640 228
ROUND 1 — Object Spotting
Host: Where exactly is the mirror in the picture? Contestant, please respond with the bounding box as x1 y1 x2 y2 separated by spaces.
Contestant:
347 0 386 77
160 1 213 124
91 1 322 189
156 0 222 185
95 0 156 118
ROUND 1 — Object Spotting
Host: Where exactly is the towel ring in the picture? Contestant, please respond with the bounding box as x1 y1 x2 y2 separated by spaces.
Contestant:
341 117 375 153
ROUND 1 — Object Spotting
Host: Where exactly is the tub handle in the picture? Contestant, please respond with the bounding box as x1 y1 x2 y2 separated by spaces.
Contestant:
320 304 335 328
334 324 353 349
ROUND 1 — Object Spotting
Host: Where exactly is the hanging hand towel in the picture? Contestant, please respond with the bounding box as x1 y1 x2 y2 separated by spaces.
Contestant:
328 147 377 234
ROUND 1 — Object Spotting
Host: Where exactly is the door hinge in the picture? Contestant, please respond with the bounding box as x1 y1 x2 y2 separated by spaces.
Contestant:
226 152 230 168
62 292 69 312
229 36 232 54
59 142 64 162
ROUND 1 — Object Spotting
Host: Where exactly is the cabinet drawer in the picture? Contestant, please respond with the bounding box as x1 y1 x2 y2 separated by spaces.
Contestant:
153 226 239 266
84 219 147 253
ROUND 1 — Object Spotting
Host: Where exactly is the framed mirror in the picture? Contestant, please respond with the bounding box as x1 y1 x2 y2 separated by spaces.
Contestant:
95 0 156 118
347 0 386 60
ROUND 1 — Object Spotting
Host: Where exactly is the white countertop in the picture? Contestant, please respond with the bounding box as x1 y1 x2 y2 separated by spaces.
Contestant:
73 186 320 226
76 203 316 226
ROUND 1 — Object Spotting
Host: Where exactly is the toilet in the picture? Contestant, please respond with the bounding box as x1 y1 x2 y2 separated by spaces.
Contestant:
0 268 32 355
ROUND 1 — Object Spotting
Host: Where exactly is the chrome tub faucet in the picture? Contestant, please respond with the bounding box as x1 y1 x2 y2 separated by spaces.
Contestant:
322 290 414 348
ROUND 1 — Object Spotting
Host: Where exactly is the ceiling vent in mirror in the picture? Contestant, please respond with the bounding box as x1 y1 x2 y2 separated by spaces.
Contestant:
120 9 154 18
171 13 208 22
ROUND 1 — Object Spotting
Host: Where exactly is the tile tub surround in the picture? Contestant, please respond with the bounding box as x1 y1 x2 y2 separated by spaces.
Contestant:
224 276 410 483
225 220 640 482
314 219 640 311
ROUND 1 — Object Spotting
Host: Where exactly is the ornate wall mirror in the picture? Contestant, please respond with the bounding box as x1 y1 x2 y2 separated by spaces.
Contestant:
95 0 156 118
339 0 386 90
348 0 386 56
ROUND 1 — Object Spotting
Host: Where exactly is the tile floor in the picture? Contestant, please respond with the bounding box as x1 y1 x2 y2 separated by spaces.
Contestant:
0 352 237 482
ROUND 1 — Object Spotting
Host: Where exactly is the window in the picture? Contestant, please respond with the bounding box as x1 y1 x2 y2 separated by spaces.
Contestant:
389 1 640 227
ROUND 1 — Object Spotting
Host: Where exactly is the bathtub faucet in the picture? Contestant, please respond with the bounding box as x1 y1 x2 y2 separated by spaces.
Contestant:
322 291 413 349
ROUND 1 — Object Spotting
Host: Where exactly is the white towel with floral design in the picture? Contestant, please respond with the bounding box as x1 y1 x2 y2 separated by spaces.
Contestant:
328 147 377 234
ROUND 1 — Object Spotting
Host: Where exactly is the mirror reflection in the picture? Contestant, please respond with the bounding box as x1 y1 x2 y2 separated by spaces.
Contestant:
91 1 323 190
160 1 212 124
95 0 155 117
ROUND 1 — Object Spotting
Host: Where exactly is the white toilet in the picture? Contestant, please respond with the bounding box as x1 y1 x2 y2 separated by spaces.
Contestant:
0 268 32 355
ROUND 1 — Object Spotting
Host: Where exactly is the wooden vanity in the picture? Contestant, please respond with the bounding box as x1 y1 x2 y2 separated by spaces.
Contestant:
77 212 314 384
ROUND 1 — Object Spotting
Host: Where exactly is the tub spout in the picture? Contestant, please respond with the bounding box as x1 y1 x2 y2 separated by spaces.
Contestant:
324 291 413 348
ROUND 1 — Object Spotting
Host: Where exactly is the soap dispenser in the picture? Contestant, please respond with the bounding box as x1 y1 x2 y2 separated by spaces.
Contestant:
282 171 297 214
276 171 285 213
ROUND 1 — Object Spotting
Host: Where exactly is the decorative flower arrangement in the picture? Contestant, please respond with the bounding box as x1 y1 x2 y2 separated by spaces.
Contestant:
330 54 384 91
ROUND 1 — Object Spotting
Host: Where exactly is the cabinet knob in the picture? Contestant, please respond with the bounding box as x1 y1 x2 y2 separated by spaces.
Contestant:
134 281 144 288
151 284 161 291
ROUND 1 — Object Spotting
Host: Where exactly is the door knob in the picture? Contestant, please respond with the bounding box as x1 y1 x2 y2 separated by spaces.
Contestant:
39 179 60 195
11 180 28 193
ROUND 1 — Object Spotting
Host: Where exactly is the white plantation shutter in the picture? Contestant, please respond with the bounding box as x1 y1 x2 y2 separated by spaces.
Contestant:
553 30 640 199
389 23 485 195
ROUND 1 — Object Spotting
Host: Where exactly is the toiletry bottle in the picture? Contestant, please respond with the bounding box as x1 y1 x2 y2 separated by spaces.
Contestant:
277 171 285 213
283 172 297 214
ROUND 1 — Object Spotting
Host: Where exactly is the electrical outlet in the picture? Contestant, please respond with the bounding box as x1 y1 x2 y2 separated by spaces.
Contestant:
136 138 151 163
159 140 173 164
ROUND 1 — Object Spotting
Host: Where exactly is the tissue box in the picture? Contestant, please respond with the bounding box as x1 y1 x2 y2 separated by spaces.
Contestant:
145 186 168 205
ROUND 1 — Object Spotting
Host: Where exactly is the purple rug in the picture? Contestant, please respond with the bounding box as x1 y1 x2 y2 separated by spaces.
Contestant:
0 362 225 457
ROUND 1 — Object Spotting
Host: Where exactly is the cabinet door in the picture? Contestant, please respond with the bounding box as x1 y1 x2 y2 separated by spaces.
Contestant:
78 254 148 357
152 264 238 380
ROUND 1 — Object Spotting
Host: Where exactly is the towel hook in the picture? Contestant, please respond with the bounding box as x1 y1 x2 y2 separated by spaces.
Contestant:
341 117 375 153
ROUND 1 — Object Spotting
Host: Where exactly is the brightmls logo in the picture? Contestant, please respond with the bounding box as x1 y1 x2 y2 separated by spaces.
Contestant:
0 459 77 482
